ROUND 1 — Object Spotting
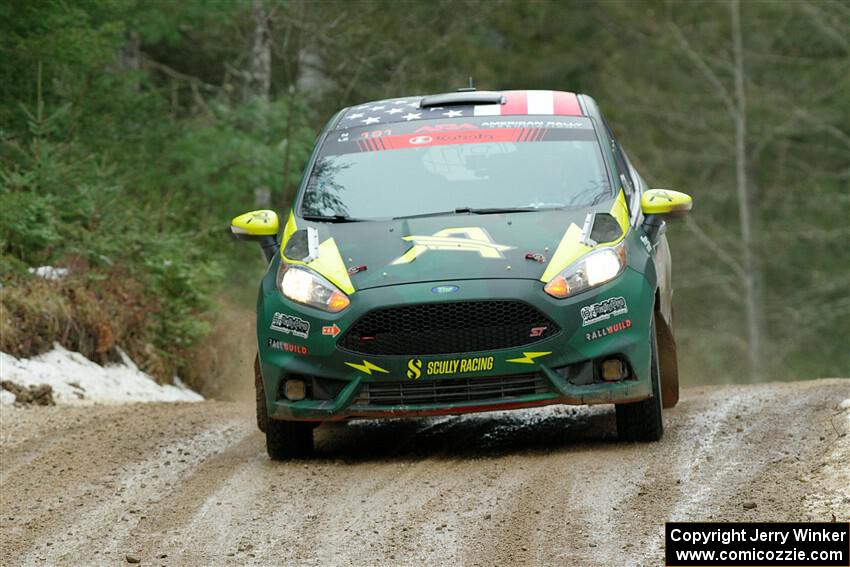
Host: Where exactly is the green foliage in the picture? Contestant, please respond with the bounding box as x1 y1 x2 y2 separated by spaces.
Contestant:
0 1 314 377
0 0 846 384
149 99 314 216
0 191 61 263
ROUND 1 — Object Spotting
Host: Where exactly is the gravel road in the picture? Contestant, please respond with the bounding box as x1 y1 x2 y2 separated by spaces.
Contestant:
1 378 847 566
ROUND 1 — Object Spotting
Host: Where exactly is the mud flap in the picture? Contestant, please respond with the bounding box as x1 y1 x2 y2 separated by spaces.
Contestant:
655 312 679 408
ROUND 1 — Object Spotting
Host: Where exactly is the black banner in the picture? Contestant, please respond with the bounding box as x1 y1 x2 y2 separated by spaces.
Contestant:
665 522 849 566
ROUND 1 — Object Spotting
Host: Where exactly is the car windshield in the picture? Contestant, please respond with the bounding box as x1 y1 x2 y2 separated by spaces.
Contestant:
300 116 611 219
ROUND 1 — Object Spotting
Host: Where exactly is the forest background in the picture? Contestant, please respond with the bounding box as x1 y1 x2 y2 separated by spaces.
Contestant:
1 0 847 394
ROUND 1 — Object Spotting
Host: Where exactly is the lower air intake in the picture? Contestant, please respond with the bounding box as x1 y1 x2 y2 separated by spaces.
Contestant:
354 374 550 406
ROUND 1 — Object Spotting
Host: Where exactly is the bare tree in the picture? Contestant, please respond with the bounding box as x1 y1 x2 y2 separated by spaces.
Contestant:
730 0 764 381
247 0 272 101
666 0 764 381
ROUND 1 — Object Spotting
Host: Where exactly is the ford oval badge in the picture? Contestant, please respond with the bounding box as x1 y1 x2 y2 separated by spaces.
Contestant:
431 285 460 294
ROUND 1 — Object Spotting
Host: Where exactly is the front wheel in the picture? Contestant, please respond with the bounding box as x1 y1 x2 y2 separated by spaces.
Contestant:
266 418 314 460
254 354 315 458
615 314 664 442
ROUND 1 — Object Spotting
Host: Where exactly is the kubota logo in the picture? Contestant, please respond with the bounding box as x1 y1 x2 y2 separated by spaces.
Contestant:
391 227 515 265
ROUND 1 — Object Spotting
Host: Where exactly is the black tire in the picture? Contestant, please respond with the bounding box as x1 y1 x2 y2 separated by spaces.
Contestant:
615 314 664 442
254 354 315 458
266 418 314 460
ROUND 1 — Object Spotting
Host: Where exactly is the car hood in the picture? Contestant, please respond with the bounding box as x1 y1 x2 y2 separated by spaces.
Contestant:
287 197 629 292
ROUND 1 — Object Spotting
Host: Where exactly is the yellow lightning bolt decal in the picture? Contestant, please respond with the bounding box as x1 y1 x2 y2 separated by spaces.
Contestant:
345 360 390 375
506 351 552 364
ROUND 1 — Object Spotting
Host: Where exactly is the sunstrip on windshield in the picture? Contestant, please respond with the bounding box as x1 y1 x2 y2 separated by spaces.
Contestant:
351 126 595 153
326 118 597 156
356 128 544 152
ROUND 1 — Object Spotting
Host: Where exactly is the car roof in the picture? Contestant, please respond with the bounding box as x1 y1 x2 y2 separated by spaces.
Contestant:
333 90 586 130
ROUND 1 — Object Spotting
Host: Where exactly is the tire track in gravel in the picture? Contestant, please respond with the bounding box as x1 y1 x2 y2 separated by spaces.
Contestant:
0 403 246 565
1 379 847 566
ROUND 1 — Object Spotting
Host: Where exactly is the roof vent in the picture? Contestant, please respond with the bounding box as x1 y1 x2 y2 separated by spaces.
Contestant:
419 91 505 108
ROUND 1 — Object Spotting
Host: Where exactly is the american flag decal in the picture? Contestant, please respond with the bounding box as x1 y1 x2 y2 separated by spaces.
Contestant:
336 90 583 130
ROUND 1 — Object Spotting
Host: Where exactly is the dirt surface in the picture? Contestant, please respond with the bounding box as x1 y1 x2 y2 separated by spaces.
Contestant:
1 379 847 566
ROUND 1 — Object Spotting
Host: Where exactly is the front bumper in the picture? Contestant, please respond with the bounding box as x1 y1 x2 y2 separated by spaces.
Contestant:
258 268 655 421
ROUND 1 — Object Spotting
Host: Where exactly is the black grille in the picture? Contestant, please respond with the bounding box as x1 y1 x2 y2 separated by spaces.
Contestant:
354 374 550 406
338 300 559 356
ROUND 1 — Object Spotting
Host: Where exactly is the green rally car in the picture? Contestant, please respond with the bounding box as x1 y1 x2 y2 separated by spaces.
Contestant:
230 89 693 459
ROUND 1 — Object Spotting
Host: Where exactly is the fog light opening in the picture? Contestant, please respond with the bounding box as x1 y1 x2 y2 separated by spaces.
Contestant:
284 379 307 400
600 358 627 382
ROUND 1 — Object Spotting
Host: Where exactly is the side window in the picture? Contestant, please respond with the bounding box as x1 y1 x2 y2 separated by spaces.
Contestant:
601 117 634 201
621 149 647 223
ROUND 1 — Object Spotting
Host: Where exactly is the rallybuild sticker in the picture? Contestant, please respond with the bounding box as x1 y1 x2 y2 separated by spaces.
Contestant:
267 338 308 355
406 356 495 380
581 297 628 327
585 319 632 342
270 312 310 339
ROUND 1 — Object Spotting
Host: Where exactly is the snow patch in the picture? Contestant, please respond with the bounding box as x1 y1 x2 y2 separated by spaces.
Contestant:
28 266 69 280
0 389 15 405
0 344 202 405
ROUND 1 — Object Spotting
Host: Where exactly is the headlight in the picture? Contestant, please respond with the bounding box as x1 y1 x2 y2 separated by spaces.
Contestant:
544 241 627 299
277 263 350 312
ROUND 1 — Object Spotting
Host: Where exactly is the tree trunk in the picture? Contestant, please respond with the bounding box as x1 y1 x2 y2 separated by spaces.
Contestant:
279 85 296 211
247 0 271 101
730 0 763 381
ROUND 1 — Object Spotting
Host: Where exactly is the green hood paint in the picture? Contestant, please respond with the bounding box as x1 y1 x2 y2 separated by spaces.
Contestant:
300 204 616 291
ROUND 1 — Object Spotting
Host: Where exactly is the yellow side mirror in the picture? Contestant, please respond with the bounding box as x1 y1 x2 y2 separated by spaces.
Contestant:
230 210 279 238
641 189 693 218
230 210 280 262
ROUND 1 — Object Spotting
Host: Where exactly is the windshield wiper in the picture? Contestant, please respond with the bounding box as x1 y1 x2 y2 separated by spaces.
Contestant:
302 214 368 223
393 205 563 220
457 205 565 215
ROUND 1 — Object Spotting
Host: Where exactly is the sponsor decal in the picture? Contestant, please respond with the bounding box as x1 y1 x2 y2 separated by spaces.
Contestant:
392 227 515 265
355 129 528 152
345 360 389 375
581 297 628 327
647 190 674 203
267 338 308 356
640 235 653 254
414 123 476 133
585 319 632 342
431 285 460 294
406 356 495 379
322 324 341 337
270 312 310 339
347 264 367 275
506 351 551 364
406 359 423 380
479 120 589 129
525 252 546 263
246 211 272 224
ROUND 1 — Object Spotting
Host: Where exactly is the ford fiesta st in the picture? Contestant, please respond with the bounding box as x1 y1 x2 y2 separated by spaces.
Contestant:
230 89 693 459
